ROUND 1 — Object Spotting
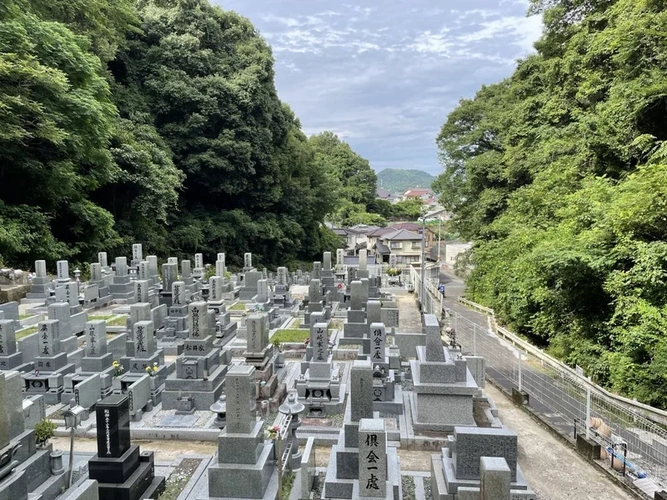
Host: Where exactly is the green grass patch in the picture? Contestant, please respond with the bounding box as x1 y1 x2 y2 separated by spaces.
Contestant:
228 302 246 311
271 329 310 343
19 314 34 320
106 316 128 327
89 315 115 321
16 326 38 339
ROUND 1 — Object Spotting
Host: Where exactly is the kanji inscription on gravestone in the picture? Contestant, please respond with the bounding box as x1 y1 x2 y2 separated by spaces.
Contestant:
370 323 386 362
0 320 16 355
39 320 59 356
311 324 327 362
86 320 106 357
133 321 154 358
188 303 202 338
359 418 387 498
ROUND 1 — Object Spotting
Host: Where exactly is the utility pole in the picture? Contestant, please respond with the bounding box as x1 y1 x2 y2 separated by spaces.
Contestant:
420 216 426 308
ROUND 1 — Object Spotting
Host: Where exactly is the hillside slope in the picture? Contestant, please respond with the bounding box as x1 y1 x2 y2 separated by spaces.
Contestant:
377 168 435 193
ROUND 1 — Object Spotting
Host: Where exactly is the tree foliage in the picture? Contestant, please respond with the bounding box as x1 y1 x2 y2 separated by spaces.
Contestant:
433 0 667 407
0 0 352 268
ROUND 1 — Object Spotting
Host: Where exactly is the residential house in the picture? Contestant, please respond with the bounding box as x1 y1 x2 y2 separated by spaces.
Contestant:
375 229 424 265
376 188 400 204
401 188 435 202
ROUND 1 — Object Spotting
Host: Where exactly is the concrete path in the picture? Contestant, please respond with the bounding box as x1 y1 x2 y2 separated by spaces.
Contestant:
487 382 633 499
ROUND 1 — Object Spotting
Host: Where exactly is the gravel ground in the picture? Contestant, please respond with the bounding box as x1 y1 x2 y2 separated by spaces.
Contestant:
398 295 422 332
51 437 216 462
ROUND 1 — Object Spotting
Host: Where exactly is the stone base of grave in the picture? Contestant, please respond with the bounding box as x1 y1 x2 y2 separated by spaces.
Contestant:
206 421 278 499
408 391 475 432
296 362 346 416
408 347 479 432
0 470 27 500
23 364 77 405
156 339 184 356
161 362 228 411
80 353 114 373
216 321 237 342
0 352 24 370
91 449 165 500
108 285 136 304
342 321 368 338
0 433 54 499
372 382 404 416
238 290 257 300
431 455 534 499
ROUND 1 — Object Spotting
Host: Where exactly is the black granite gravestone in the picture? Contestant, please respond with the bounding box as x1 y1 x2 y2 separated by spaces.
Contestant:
95 393 131 458
88 394 164 500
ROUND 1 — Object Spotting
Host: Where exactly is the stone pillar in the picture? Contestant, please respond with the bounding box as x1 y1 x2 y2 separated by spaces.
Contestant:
358 418 387 498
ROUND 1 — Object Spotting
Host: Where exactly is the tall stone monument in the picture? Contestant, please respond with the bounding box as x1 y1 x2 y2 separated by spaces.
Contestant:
206 365 279 499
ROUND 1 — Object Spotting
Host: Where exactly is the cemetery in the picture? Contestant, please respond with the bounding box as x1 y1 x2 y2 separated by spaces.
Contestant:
0 247 636 500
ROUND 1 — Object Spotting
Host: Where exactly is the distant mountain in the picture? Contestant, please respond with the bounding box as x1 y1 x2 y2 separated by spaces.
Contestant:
377 169 435 193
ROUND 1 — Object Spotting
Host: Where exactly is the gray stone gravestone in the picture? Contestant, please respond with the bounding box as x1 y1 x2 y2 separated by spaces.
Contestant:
358 418 387 498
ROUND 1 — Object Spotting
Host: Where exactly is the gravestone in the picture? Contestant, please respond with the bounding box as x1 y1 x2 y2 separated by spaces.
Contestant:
64 320 113 403
131 244 143 267
296 323 345 415
88 262 112 307
193 253 204 279
343 280 368 338
25 259 51 300
239 270 262 300
243 252 253 272
160 263 177 305
322 360 402 499
0 370 54 500
0 319 22 369
146 256 159 287
358 419 387 498
24 319 76 403
336 249 345 267
410 315 479 431
98 252 109 270
56 260 69 282
431 427 535 499
88 394 165 500
207 365 279 499
109 257 134 303
162 301 229 411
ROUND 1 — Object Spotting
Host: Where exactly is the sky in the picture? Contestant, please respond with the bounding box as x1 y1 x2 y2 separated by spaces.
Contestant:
215 0 543 176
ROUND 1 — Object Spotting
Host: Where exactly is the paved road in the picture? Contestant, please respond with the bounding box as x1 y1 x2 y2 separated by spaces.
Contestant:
487 383 633 499
430 267 641 498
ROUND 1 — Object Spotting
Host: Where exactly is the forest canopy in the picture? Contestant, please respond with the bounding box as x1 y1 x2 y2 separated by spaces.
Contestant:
0 0 384 269
433 0 667 406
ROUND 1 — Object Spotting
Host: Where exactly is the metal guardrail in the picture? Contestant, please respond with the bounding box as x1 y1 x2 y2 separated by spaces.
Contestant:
446 296 667 490
408 265 667 490
457 297 667 428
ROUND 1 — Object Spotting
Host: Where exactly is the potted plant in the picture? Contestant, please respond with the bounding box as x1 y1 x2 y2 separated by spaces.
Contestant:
34 418 57 447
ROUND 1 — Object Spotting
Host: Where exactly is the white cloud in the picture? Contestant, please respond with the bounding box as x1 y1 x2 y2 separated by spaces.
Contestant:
214 0 542 175
460 15 542 53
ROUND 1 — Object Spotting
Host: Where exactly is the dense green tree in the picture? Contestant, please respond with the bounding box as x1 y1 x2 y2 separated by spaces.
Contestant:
0 2 120 265
112 0 337 265
434 0 667 406
309 132 377 210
